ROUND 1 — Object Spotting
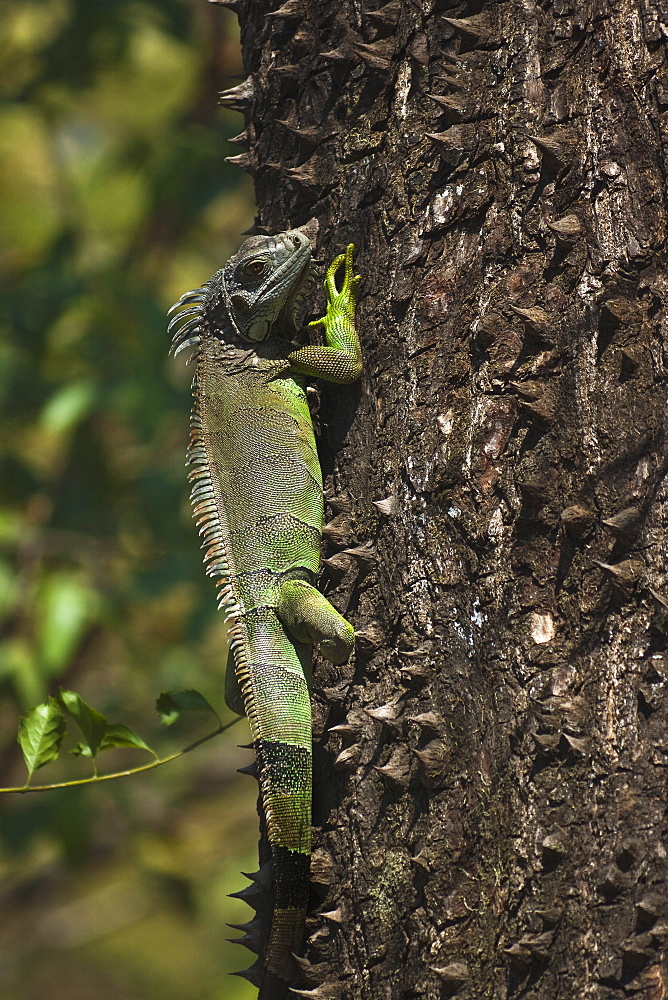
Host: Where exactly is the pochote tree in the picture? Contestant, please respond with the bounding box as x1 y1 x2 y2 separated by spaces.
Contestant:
215 0 668 997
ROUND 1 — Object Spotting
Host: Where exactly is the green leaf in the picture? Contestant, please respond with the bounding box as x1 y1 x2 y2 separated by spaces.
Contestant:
59 689 108 758
18 698 66 781
36 575 95 676
60 691 156 767
99 724 156 757
40 380 96 434
156 689 220 726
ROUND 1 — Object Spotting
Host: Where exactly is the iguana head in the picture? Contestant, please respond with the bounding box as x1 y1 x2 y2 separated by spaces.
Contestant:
169 228 314 355
220 229 315 342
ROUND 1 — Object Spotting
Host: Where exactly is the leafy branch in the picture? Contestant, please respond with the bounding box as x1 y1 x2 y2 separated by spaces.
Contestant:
3 688 241 794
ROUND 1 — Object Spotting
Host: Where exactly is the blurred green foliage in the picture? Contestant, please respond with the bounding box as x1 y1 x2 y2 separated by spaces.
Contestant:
0 1 257 997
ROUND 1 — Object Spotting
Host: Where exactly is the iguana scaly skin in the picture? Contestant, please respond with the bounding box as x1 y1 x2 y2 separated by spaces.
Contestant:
169 231 362 997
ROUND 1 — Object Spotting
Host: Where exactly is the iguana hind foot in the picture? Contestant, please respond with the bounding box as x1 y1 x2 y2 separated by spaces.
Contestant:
277 579 355 665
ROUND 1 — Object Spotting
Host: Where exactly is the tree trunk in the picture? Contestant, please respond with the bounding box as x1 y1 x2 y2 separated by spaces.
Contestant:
218 0 668 996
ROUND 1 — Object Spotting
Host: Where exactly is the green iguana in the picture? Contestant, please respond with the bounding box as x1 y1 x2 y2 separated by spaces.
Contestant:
169 229 362 998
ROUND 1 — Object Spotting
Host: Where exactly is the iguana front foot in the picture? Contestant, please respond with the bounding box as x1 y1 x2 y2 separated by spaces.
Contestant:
308 242 361 329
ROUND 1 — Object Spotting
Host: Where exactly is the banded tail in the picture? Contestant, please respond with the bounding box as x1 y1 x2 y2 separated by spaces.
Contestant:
229 608 313 996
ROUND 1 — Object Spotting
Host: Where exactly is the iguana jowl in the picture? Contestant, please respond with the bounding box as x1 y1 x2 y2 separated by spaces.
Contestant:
169 229 362 997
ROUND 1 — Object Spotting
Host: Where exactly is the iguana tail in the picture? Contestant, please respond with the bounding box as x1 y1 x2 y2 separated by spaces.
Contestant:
228 607 312 998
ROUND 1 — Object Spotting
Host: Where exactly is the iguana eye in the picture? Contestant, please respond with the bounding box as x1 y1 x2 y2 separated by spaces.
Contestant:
246 260 266 276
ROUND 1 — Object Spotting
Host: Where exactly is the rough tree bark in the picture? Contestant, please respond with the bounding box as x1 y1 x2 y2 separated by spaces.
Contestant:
216 0 668 996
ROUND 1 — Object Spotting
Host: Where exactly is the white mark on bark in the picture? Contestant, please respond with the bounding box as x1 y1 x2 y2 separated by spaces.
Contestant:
437 411 454 436
451 619 471 648
393 61 412 120
488 505 504 543
469 278 496 356
600 159 621 178
634 456 651 493
573 272 602 473
530 612 555 644
521 141 541 172
471 598 485 626
463 398 487 472
429 189 456 228
593 173 633 262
